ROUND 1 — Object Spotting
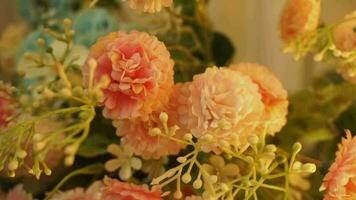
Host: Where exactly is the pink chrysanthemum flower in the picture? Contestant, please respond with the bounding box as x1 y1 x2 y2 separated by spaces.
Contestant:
83 31 174 120
321 130 356 200
102 177 162 200
0 185 32 200
122 0 173 13
50 182 103 200
230 63 289 136
333 11 356 52
280 0 320 42
0 82 15 129
114 84 188 159
186 67 264 153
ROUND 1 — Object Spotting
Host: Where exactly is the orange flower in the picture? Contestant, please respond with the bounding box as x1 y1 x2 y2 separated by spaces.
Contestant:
102 177 162 200
114 84 188 159
321 130 356 200
333 11 356 52
122 0 173 13
187 67 264 153
83 31 174 120
230 63 289 135
280 0 320 42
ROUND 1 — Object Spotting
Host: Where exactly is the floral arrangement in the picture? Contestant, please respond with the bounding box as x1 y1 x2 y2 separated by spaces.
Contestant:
0 0 355 199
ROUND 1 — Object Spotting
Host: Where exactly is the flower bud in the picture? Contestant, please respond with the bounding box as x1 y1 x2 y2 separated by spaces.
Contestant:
208 175 218 184
302 163 316 173
265 144 277 152
159 112 168 124
59 88 72 97
293 142 302 154
64 155 75 166
8 159 19 171
149 128 161 136
193 179 203 189
16 149 27 159
182 173 192 183
174 190 183 199
177 156 187 163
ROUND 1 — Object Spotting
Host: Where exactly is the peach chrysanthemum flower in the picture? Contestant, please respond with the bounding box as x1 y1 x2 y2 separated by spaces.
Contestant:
50 181 103 200
186 67 264 153
83 31 174 120
333 11 356 52
230 63 289 135
102 177 162 200
0 185 32 200
114 84 188 159
122 0 173 13
280 0 320 42
321 130 356 200
0 82 15 129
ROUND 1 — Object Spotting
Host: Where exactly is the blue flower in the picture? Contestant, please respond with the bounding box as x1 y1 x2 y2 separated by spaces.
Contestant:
73 8 119 47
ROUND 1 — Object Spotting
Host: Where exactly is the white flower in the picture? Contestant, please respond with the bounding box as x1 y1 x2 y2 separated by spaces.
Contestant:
105 144 142 180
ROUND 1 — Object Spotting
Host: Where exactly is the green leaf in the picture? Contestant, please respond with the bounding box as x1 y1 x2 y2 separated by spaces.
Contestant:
211 32 235 66
78 133 115 157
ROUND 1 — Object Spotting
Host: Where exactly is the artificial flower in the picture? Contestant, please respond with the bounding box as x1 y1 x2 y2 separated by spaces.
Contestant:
0 185 32 200
230 63 289 135
114 83 188 159
321 130 356 200
15 119 64 177
50 181 103 200
333 11 356 52
104 144 142 180
102 177 162 200
83 31 174 120
0 82 16 129
122 0 173 13
279 0 320 42
186 67 264 153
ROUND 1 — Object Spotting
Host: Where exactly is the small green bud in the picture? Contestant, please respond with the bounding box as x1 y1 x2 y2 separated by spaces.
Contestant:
293 142 302 154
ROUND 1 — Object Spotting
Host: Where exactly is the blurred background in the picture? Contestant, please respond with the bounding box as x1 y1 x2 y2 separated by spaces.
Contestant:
0 0 355 92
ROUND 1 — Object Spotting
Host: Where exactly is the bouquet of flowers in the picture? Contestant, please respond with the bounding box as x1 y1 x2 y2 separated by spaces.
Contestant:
0 0 355 199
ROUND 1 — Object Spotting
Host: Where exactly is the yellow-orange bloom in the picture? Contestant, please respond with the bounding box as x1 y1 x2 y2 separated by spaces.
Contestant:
280 0 320 42
187 67 264 153
114 84 189 159
83 31 174 120
333 11 356 52
122 0 173 13
321 130 356 200
230 63 289 135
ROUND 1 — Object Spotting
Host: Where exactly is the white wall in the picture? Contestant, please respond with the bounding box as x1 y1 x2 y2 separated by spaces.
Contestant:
208 0 356 92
